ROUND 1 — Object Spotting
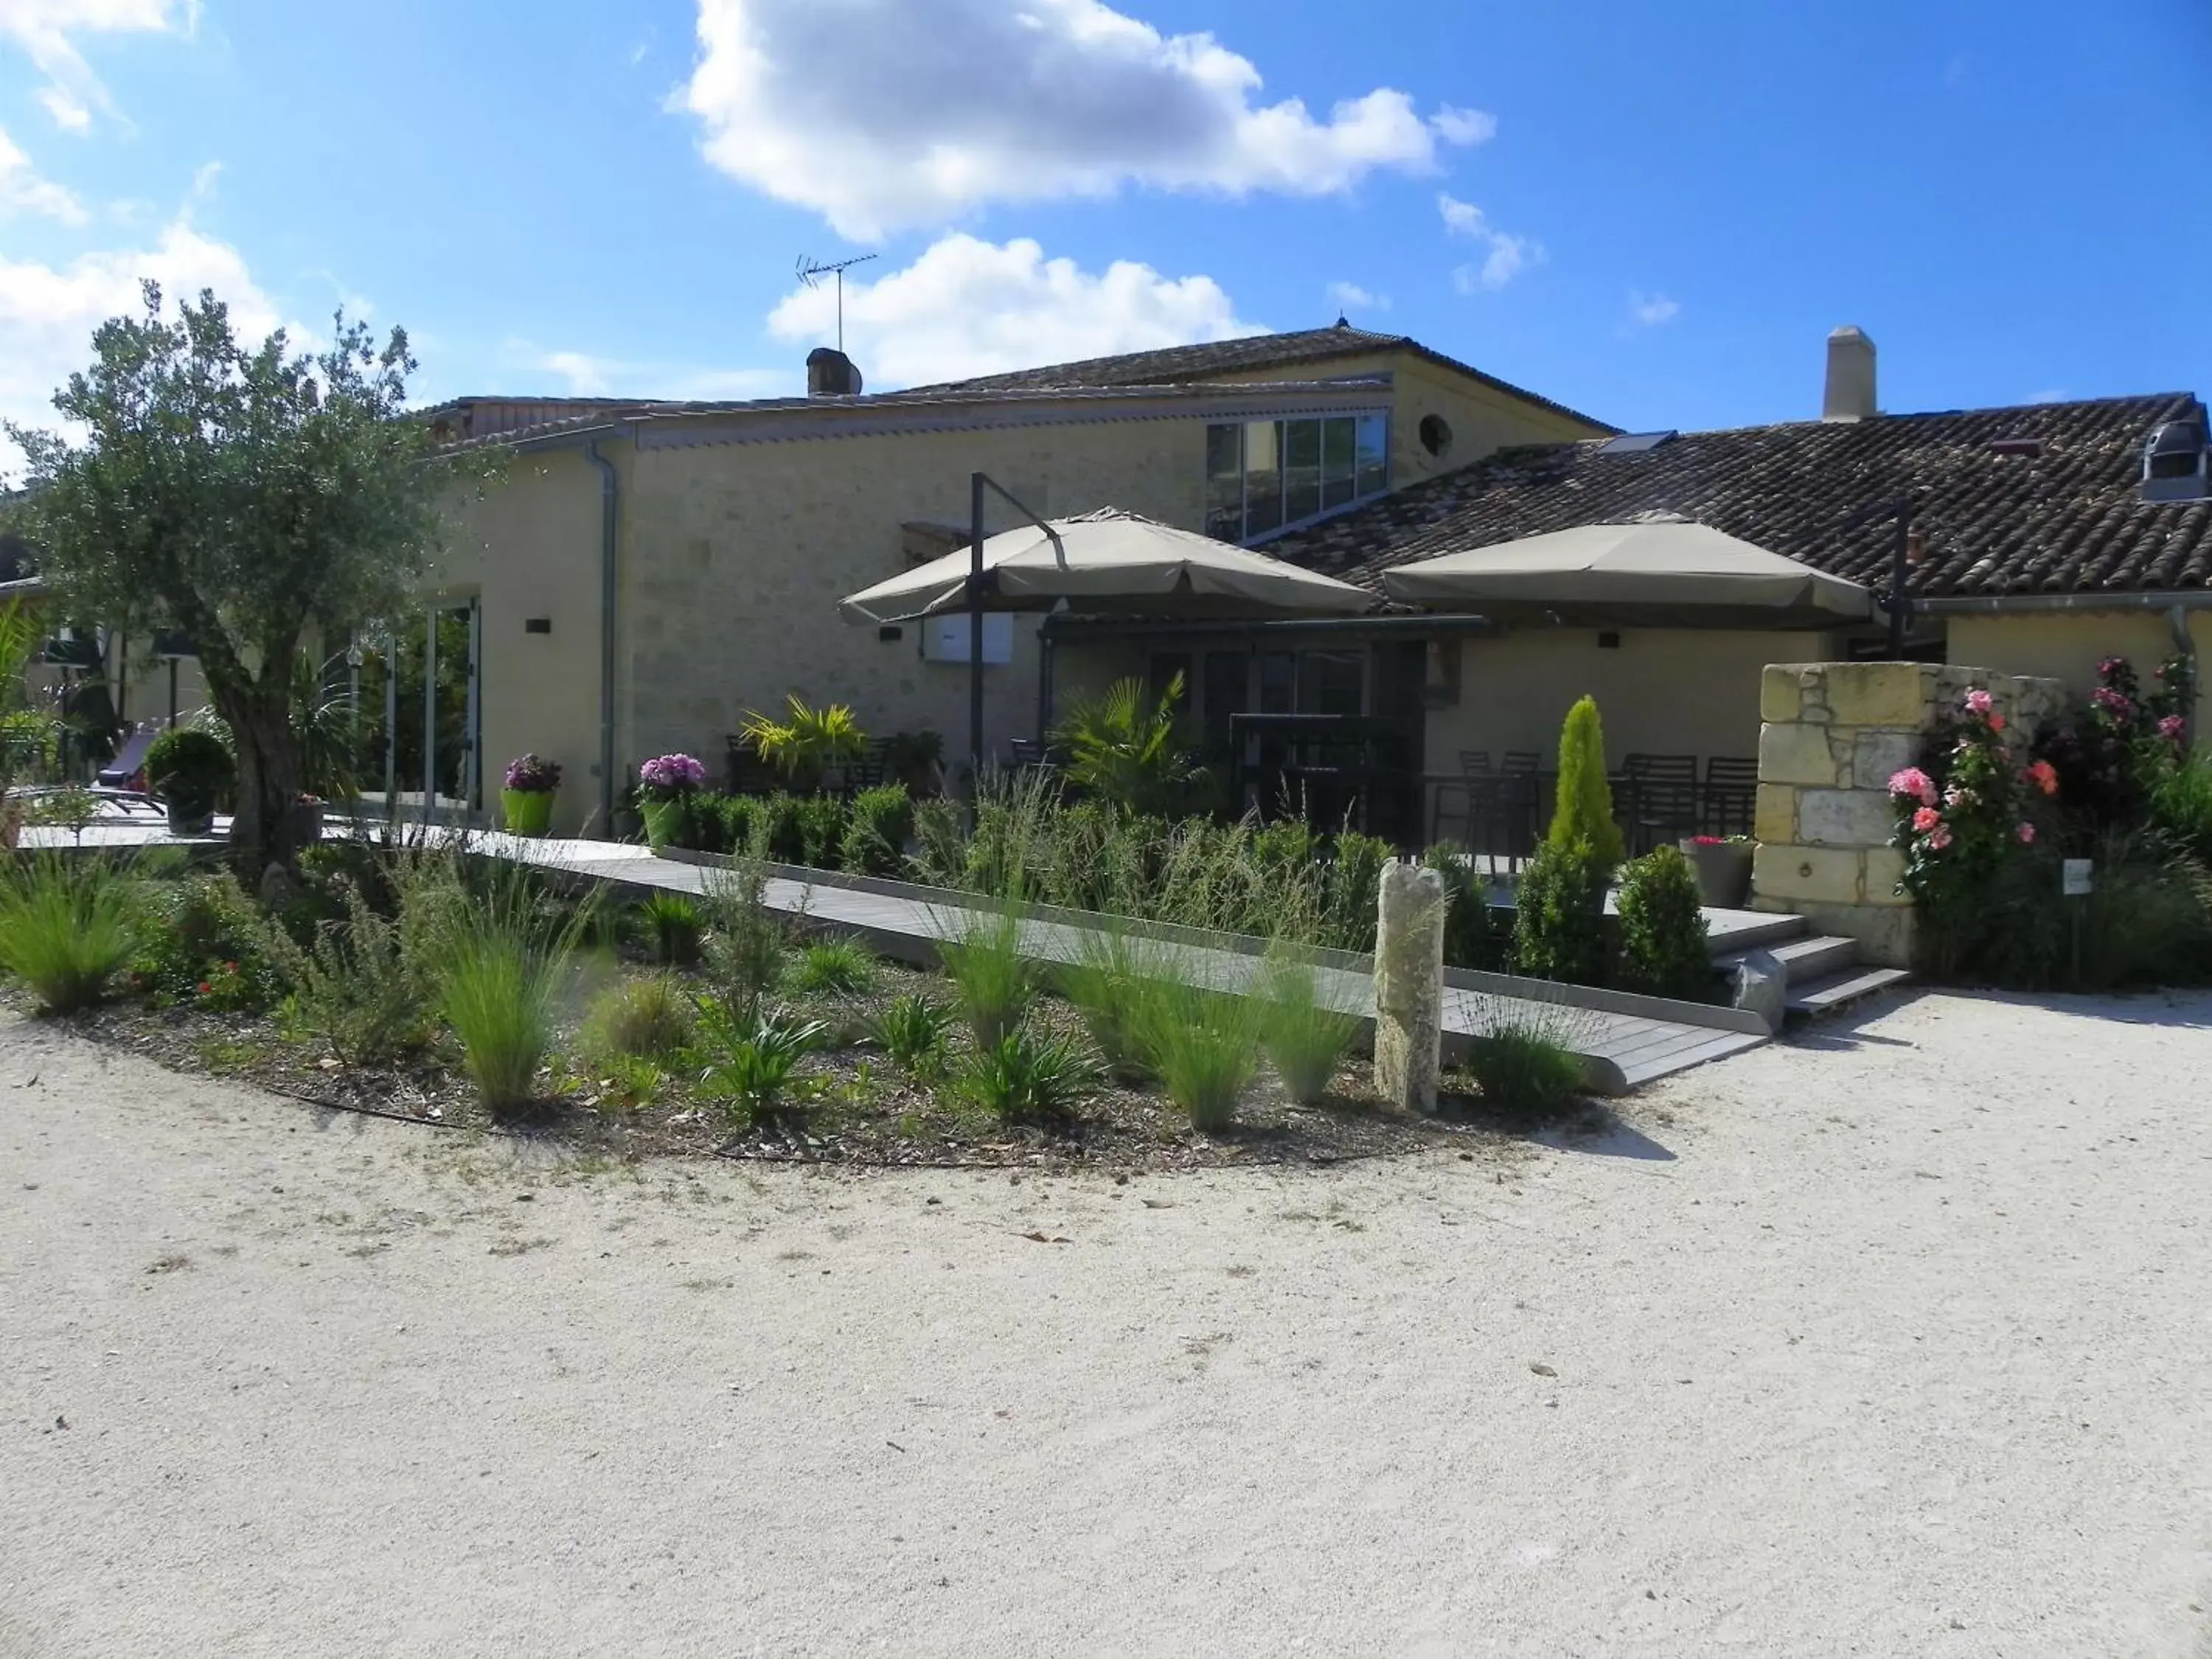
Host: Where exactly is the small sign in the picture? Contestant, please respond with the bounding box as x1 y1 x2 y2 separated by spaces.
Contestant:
2062 858 2095 898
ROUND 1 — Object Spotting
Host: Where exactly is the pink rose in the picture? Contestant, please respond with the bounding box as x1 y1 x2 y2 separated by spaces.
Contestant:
2023 759 2059 796
1888 767 1937 807
1912 806 1942 832
2160 714 2185 742
1927 825 1953 852
1964 689 1994 715
1986 712 2006 732
2017 822 2036 845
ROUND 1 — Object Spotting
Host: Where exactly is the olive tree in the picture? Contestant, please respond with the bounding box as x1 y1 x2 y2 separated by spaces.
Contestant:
4 282 463 873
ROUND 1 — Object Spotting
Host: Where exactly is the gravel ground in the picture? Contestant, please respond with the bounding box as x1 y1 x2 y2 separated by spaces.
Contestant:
4 990 2211 1658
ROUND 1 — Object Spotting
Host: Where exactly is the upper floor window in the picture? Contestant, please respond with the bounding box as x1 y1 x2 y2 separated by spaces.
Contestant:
1206 414 1388 543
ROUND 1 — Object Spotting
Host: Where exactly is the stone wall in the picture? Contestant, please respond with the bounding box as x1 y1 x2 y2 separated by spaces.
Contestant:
1751 661 2067 968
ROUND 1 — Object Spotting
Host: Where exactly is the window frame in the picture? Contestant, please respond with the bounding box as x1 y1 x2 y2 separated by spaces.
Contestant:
1205 411 1391 546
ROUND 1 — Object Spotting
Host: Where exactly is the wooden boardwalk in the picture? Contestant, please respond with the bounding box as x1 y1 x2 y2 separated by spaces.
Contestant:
487 835 1769 1094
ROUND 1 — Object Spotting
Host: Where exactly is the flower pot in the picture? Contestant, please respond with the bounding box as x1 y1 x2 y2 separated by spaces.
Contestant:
166 796 215 838
1679 838 1754 909
501 787 556 838
639 797 689 853
287 799 325 846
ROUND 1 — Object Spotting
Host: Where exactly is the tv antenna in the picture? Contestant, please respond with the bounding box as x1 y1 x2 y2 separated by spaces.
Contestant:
795 253 878 352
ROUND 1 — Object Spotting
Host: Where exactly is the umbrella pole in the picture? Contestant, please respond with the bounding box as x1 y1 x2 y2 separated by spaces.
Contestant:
969 471 986 801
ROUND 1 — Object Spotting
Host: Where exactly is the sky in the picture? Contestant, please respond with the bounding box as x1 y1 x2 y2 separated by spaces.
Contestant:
2 0 2208 479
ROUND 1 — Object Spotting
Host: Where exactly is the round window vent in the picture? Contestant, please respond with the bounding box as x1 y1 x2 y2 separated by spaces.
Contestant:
1419 414 1453 458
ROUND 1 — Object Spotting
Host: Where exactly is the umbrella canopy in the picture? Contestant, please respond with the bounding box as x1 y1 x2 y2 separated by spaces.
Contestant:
838 508 1374 624
1381 515 1871 628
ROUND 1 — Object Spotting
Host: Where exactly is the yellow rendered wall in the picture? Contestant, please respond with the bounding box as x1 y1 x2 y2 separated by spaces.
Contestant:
1425 627 1843 774
1945 611 2208 731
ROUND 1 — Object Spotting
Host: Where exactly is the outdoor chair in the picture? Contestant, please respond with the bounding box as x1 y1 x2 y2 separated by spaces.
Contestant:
1701 756 1759 838
1624 753 1701 855
1429 750 1493 841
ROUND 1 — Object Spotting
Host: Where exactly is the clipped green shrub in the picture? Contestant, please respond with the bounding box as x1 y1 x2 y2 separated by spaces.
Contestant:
0 855 143 1013
793 793 849 869
580 974 693 1062
1548 695 1625 871
787 934 876 994
1614 846 1713 1001
839 783 914 877
1424 841 1500 970
143 726 234 807
952 1024 1099 1121
1259 956 1361 1105
866 992 954 1076
714 794 764 858
936 906 1032 1048
636 891 703 965
1513 841 1609 986
758 793 808 864
691 1000 827 1121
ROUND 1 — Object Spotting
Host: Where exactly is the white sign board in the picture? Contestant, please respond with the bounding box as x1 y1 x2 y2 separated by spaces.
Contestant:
2061 858 2094 898
922 612 1014 665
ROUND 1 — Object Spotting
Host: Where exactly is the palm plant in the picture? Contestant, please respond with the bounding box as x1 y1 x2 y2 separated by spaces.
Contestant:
738 695 867 787
866 992 955 1076
690 998 827 1121
1055 672 1197 816
951 1024 1099 1121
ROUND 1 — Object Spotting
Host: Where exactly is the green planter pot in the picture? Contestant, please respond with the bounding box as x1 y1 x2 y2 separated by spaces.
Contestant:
639 797 688 853
501 787 556 838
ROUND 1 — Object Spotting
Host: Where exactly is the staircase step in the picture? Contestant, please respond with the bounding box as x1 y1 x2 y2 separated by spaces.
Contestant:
1703 910 1809 958
1785 965 1914 1020
1767 934 1862 985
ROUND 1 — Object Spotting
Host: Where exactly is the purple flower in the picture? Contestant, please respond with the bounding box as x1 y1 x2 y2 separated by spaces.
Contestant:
504 753 561 793
638 753 708 796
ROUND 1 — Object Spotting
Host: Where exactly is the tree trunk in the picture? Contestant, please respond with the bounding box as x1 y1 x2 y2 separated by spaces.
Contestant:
220 687 302 878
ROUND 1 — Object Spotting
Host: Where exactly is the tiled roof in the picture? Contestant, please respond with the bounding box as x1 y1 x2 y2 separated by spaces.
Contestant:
1262 393 2212 600
913 325 1614 433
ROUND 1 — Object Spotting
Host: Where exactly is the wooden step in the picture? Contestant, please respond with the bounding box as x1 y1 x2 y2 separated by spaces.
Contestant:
1785 966 1914 1020
1703 909 1809 958
1717 933 1861 987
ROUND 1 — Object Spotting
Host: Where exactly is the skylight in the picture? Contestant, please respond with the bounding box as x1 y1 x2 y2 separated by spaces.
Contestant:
1596 430 1678 456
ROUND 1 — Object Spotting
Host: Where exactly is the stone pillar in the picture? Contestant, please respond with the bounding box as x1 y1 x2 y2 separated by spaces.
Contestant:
1751 661 2065 967
1374 858 1447 1113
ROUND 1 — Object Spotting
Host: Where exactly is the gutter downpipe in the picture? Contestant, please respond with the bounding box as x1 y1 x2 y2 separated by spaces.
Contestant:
585 438 620 837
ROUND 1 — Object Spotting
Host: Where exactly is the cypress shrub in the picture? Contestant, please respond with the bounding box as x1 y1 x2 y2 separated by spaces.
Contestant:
1614 845 1714 1001
839 783 914 876
1548 695 1625 872
1512 841 1609 985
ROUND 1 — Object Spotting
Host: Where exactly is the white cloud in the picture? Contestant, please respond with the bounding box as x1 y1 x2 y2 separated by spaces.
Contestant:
0 218 286 480
0 0 197 130
1441 192 1543 292
524 346 793 403
0 122 86 220
682 0 1486 239
1326 279 1386 314
765 232 1256 386
1628 289 1680 327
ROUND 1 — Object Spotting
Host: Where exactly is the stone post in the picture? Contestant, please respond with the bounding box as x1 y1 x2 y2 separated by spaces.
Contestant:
1374 858 1448 1113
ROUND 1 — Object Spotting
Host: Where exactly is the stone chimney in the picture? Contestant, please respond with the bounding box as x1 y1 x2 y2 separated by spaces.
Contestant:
806 347 863 398
1822 325 1877 422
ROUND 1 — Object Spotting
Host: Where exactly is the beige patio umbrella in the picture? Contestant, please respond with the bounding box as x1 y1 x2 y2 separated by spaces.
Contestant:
838 507 1375 624
1382 514 1871 627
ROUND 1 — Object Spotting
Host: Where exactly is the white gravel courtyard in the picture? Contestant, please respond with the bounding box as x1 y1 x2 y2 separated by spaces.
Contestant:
4 990 2209 1658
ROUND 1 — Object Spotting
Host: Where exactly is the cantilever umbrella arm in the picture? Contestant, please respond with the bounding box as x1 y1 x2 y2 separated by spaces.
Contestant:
967 472 1060 800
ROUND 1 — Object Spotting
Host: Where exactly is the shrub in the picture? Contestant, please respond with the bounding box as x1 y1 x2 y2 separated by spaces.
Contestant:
1139 981 1263 1132
636 891 703 965
1463 1012 1587 1121
0 855 143 1012
1057 672 1197 816
1547 695 1625 871
690 1001 826 1121
1060 928 1169 1084
1513 841 1609 985
2149 748 2212 863
261 879 434 1064
794 793 850 869
951 1024 1099 1121
1967 829 2212 992
580 974 693 1062
840 783 914 877
866 992 954 1076
759 792 808 864
133 870 278 1007
936 906 1032 1048
714 794 764 858
1424 841 1500 971
1259 956 1361 1105
1614 846 1713 1001
143 726 233 805
698 858 787 1020
787 935 876 995
737 695 867 788
1324 831 1391 953
440 934 557 1110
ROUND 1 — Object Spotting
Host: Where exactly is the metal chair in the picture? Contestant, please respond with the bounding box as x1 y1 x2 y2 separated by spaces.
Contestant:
1624 753 1701 855
1701 756 1759 838
1429 750 1493 842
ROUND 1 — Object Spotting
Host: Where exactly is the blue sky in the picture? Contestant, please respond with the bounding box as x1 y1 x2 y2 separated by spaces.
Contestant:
3 0 2208 476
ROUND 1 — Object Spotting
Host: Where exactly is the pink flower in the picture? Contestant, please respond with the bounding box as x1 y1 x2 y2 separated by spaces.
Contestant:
2017 821 2036 845
1944 786 1976 809
1888 767 1937 807
2093 686 2134 718
1964 689 1994 716
2160 714 2186 742
2023 759 2059 797
1986 712 2006 732
1926 825 1953 852
1911 806 1942 832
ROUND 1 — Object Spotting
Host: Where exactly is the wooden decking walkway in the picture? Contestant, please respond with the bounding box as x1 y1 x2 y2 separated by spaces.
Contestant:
486 835 1770 1095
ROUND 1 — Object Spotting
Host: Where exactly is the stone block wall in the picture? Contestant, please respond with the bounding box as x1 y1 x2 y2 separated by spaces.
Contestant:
1751 661 2067 968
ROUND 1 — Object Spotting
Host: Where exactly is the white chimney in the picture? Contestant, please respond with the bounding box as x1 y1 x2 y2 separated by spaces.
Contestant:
1823 325 1877 422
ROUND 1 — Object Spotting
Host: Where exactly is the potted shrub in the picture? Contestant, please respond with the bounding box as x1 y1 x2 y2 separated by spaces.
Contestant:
144 726 233 837
883 729 945 798
738 695 867 793
636 753 707 852
501 753 562 838
288 792 325 846
1678 834 1755 908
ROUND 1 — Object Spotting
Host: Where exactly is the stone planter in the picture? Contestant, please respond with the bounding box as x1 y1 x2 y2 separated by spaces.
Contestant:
501 787 556 838
287 799 325 846
165 796 215 838
1680 838 1754 909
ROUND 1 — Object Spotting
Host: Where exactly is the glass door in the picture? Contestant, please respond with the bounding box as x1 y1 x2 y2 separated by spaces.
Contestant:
352 599 481 821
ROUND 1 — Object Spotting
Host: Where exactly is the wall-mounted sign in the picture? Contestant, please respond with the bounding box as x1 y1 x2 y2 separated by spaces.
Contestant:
2061 858 2095 897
